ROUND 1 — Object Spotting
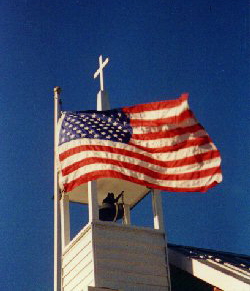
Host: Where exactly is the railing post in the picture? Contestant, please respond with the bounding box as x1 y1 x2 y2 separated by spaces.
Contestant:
152 189 165 231
60 193 70 249
123 204 131 225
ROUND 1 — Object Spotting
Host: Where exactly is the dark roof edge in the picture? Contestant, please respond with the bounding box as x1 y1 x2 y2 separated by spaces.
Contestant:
167 243 250 259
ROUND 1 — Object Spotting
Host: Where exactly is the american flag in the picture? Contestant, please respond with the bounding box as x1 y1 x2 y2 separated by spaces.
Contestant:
57 93 222 193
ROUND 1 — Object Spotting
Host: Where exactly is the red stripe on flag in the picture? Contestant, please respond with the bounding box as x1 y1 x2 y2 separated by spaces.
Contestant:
132 124 204 140
62 155 221 183
59 136 213 163
128 136 212 153
61 144 220 171
123 93 189 113
64 169 221 193
130 109 195 127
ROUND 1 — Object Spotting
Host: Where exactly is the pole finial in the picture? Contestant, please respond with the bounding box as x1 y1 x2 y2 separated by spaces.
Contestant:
54 86 62 95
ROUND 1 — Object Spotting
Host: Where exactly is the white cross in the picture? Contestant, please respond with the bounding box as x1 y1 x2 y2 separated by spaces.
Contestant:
93 55 109 91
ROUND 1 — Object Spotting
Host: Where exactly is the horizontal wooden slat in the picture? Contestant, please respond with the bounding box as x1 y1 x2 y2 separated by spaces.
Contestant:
97 259 167 276
63 250 93 279
63 261 94 290
96 268 168 287
62 231 92 267
63 244 93 276
93 221 164 236
94 224 165 247
97 279 168 291
64 275 94 291
95 235 165 250
95 248 167 266
94 238 165 256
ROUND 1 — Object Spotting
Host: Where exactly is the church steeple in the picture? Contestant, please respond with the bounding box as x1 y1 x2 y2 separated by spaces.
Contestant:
54 57 171 290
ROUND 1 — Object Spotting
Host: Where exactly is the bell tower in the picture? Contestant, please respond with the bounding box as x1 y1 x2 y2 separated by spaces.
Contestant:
53 56 171 291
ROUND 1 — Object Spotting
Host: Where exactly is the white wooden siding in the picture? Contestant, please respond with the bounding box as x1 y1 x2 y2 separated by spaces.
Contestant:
62 224 95 291
62 222 170 291
93 222 169 290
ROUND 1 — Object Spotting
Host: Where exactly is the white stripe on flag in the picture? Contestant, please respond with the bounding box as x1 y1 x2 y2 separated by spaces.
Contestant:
61 163 222 190
58 138 216 162
132 117 198 133
130 129 207 148
60 150 221 177
128 99 188 120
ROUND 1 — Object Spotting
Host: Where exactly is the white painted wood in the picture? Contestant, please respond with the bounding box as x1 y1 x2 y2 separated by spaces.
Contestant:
61 222 170 290
96 280 167 291
94 55 109 91
63 223 92 255
88 287 118 291
62 224 95 291
63 263 94 291
97 90 110 111
63 255 93 287
62 231 92 268
93 222 169 290
96 269 168 287
97 259 167 276
152 189 165 231
93 224 165 248
63 243 92 276
88 180 99 222
168 248 250 291
67 178 149 208
95 248 167 267
60 193 70 249
123 204 131 225
95 281 167 291
54 86 62 291
95 239 164 257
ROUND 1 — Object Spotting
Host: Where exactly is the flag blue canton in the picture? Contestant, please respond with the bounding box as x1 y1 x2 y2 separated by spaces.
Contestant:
59 109 132 145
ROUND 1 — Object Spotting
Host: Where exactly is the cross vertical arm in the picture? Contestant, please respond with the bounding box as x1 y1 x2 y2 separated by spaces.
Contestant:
94 55 109 91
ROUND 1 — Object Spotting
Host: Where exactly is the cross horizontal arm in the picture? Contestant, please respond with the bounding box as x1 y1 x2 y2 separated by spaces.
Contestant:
93 55 109 91
94 57 109 79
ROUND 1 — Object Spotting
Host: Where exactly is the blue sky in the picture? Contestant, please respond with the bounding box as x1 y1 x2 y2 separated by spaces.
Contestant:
0 0 249 290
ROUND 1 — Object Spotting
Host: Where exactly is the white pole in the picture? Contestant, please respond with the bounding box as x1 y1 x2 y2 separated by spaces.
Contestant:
152 189 165 231
151 189 171 289
54 86 62 291
97 90 110 111
123 204 131 225
60 193 70 249
88 180 99 222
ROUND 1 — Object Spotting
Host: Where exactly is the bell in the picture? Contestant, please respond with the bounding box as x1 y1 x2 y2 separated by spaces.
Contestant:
99 192 124 222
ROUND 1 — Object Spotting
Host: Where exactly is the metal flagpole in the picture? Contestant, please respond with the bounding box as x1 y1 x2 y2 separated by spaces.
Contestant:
54 86 62 291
